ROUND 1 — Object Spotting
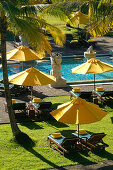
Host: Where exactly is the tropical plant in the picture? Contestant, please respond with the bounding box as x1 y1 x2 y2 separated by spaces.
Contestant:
41 0 113 37
87 0 113 37
0 0 65 138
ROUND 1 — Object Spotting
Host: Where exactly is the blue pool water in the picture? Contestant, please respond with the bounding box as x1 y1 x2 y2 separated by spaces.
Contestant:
1 56 113 82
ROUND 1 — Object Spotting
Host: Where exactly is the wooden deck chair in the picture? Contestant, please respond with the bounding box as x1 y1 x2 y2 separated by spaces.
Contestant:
12 103 26 112
70 90 92 101
48 135 85 156
5 102 26 113
78 133 109 151
92 90 106 104
32 102 52 121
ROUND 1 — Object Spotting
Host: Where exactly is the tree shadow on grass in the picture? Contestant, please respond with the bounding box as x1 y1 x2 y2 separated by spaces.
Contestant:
15 132 64 169
45 120 69 128
20 122 43 130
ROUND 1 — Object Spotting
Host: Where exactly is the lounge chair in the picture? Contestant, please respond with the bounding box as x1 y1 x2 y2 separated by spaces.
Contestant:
102 91 113 100
32 101 52 111
32 101 53 120
92 87 113 103
70 90 81 99
70 90 92 102
92 90 106 104
48 135 85 155
12 102 26 112
72 132 109 151
5 101 26 113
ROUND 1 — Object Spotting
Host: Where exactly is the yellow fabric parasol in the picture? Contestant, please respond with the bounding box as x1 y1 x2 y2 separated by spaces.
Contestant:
8 67 56 98
72 58 113 90
50 97 107 136
70 11 89 26
6 45 44 70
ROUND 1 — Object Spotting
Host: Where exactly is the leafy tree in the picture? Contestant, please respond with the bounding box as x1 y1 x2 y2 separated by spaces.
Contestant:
0 0 65 138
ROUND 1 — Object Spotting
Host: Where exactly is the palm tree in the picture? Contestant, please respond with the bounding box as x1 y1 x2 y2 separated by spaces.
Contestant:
0 0 65 138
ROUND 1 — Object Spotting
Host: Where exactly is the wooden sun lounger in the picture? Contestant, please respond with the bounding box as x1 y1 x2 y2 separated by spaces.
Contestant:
92 90 106 104
5 102 26 113
72 132 109 151
70 91 92 101
48 135 86 155
31 102 53 120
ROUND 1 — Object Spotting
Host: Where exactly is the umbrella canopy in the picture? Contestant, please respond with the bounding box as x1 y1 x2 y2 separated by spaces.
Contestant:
8 67 56 98
6 45 44 61
71 11 89 25
72 58 113 90
51 97 107 124
6 45 44 71
50 97 107 136
8 67 56 86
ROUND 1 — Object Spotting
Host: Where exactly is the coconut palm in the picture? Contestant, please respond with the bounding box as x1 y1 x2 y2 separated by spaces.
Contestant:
0 0 65 138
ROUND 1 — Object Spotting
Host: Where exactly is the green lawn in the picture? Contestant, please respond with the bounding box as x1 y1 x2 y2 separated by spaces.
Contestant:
0 96 113 169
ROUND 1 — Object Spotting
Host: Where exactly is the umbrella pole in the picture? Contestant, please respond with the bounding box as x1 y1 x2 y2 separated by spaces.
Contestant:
78 124 79 138
94 74 95 91
22 61 24 71
31 86 33 100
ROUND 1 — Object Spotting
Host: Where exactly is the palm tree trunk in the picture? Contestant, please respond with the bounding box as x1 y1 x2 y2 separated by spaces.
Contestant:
0 11 21 136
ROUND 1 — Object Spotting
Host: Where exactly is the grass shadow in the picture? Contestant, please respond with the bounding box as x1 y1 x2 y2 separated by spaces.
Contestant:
15 132 65 169
60 129 95 137
20 122 43 130
60 129 76 137
94 149 113 160
45 120 69 128
110 117 113 124
52 103 62 110
65 152 95 165
105 100 113 109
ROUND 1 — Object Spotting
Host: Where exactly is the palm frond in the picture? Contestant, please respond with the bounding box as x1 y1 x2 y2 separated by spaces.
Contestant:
9 17 52 56
88 14 113 37
41 1 88 20
25 16 66 46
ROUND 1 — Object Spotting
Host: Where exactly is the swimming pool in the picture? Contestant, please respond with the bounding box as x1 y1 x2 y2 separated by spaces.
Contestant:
1 56 113 82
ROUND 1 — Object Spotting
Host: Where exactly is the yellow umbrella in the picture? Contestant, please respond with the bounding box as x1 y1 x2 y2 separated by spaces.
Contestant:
67 11 89 28
6 45 44 70
50 97 107 137
8 67 56 99
72 58 113 90
71 11 89 26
